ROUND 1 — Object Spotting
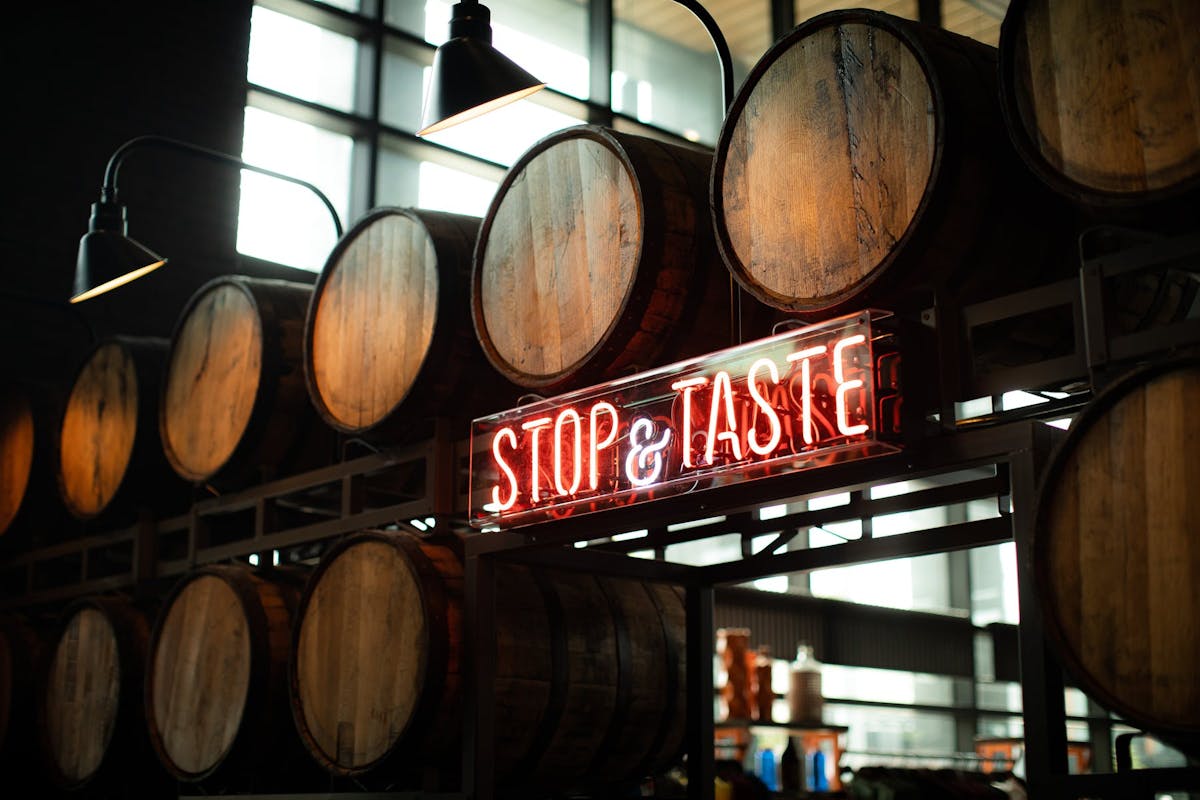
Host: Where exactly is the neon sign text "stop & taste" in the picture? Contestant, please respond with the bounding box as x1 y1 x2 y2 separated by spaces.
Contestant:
469 311 903 528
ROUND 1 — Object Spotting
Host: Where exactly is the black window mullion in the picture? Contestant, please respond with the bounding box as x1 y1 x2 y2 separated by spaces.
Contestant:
587 0 614 126
770 0 795 42
918 0 943 27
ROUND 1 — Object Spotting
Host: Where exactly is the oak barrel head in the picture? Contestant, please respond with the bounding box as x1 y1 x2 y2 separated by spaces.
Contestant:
291 532 456 775
474 124 740 392
1000 0 1200 206
148 573 252 779
163 276 328 487
162 280 263 482
57 337 180 521
0 393 34 537
305 208 498 436
39 597 155 791
713 10 1074 315
146 564 309 788
58 341 137 519
1035 358 1200 745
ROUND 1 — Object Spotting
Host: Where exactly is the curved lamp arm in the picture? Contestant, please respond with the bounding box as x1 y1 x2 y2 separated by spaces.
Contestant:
672 0 734 112
100 134 343 237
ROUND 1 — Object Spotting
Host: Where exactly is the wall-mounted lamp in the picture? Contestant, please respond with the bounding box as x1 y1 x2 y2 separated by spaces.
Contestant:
72 135 344 303
416 0 546 136
417 0 733 139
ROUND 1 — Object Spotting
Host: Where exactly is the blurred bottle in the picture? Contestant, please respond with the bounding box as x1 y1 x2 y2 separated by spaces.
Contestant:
809 748 828 792
719 628 753 719
756 747 777 791
780 736 803 792
754 644 773 722
788 642 824 724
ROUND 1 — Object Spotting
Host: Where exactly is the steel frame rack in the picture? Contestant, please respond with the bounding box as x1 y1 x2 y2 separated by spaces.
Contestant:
1 227 1196 797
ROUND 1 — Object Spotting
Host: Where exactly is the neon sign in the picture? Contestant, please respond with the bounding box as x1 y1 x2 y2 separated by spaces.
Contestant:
470 311 903 529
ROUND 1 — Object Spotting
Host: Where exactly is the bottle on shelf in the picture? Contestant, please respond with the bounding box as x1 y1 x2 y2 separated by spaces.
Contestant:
780 736 804 792
754 644 774 722
755 746 777 791
788 642 824 724
809 747 828 792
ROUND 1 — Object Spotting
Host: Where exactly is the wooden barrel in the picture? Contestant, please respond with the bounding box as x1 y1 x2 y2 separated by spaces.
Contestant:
305 208 516 438
38 595 168 792
161 276 333 488
473 124 765 392
999 0 1200 214
290 530 686 790
0 614 43 770
56 336 186 522
1034 358 1200 749
712 10 1073 315
145 564 313 789
0 392 35 539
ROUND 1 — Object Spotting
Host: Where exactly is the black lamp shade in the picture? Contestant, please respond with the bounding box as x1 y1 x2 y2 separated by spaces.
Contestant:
418 16 545 136
72 230 166 304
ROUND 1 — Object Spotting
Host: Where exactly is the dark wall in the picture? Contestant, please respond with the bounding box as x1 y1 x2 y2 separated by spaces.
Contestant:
1 0 312 395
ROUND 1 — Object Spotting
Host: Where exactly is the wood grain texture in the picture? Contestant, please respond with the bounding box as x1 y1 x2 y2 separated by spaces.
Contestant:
719 21 934 306
44 607 121 784
162 283 262 481
479 136 640 381
0 394 34 536
1011 0 1200 195
310 213 438 431
1040 363 1200 733
58 342 138 518
149 574 251 777
294 539 426 770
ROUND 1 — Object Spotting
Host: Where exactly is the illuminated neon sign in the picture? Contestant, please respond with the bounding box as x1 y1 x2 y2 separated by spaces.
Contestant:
470 311 903 529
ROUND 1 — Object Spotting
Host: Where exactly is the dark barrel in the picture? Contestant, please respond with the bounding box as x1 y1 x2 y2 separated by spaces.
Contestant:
56 336 186 522
305 208 516 439
999 0 1200 216
289 530 686 791
1034 358 1200 752
37 595 170 793
0 392 35 540
0 613 44 770
145 564 315 790
161 276 334 488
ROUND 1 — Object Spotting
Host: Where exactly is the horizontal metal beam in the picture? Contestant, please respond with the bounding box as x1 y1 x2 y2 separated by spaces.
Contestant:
697 516 1013 586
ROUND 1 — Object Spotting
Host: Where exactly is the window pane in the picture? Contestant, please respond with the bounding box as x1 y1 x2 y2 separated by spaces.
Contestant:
417 162 498 217
942 0 1007 46
387 0 588 100
809 552 949 613
614 0 754 145
969 541 1020 625
238 107 351 271
380 48 426 130
794 0 918 25
248 6 359 113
